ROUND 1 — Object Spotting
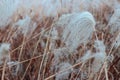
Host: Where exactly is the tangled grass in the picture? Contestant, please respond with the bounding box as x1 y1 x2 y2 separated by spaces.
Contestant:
0 0 120 80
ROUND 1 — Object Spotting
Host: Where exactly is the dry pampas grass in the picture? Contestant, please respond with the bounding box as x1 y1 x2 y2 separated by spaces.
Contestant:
52 12 95 53
0 0 120 80
108 9 120 34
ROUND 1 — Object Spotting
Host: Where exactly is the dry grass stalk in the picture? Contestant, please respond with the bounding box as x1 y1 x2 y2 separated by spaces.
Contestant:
0 0 120 80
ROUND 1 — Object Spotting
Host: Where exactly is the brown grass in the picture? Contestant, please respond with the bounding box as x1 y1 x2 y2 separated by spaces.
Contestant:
0 3 120 80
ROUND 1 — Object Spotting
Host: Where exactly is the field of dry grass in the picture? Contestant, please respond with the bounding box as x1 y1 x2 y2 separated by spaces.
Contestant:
0 0 120 80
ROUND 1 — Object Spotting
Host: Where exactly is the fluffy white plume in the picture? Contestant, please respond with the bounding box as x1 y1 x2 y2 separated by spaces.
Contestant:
92 52 106 73
113 33 120 48
55 62 73 80
94 40 106 52
7 61 23 76
0 43 10 65
0 0 118 28
92 40 106 73
78 40 106 74
53 47 70 65
62 12 95 52
80 50 93 62
53 12 95 52
108 9 120 33
0 0 20 27
51 27 59 40
14 15 37 36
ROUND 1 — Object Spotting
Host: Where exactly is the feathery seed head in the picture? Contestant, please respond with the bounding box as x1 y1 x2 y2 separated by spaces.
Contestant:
108 9 120 33
60 12 95 52
0 43 10 65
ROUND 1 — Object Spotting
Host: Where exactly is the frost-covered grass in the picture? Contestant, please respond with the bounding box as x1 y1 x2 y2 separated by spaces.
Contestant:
0 0 120 80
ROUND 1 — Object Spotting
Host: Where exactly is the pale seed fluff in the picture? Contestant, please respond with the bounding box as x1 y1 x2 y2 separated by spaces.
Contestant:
53 47 70 65
92 52 106 73
53 12 95 52
0 0 19 27
7 61 23 76
14 15 37 37
0 43 10 65
113 33 120 48
51 27 59 40
94 40 105 52
55 62 73 80
80 40 107 74
92 40 106 73
80 50 93 62
108 9 120 34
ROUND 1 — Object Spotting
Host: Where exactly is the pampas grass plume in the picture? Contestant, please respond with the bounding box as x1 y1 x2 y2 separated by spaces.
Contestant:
0 43 10 65
53 12 95 52
55 62 73 80
108 9 120 33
